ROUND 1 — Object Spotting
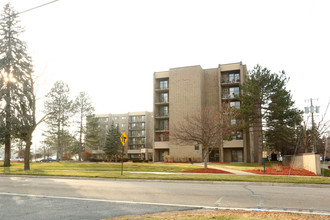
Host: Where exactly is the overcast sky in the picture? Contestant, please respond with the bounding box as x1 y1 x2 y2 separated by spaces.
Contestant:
4 0 330 147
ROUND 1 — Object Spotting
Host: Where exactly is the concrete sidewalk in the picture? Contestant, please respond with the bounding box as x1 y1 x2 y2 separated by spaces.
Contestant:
208 166 257 175
193 163 257 175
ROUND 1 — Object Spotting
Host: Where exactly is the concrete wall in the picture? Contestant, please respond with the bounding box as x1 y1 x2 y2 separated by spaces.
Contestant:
283 153 321 175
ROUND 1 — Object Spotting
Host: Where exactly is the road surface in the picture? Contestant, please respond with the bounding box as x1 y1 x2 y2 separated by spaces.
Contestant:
0 175 329 219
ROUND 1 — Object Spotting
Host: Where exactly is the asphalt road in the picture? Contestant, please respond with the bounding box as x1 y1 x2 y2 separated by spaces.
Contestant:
0 175 330 219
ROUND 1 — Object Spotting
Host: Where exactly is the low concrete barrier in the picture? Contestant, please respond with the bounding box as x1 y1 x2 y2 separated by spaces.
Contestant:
283 153 321 175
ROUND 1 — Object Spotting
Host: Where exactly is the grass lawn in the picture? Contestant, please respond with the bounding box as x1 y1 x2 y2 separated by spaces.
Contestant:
1 162 329 184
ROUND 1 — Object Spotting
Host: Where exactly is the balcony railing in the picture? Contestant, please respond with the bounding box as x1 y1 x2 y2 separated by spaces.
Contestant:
222 93 239 99
155 114 169 118
129 119 145 123
221 79 240 84
155 86 169 91
128 126 145 130
154 137 169 142
155 127 169 132
155 100 169 105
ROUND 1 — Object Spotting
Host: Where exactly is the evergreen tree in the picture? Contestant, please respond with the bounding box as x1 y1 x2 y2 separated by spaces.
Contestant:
0 3 33 167
43 81 73 161
104 122 121 161
240 65 300 165
84 115 101 151
73 91 94 161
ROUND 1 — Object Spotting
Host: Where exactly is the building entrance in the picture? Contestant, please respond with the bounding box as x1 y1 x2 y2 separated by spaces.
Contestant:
231 149 243 162
158 150 169 162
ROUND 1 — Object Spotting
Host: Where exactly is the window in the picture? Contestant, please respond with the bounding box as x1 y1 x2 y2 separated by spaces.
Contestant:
141 115 145 121
229 87 240 98
131 123 136 128
121 123 125 128
122 116 126 120
159 106 169 116
141 123 145 129
230 101 240 109
159 93 168 103
115 123 119 127
195 145 199 150
159 80 168 89
141 130 145 136
229 73 240 82
232 131 243 140
159 119 169 130
130 154 140 159
114 116 118 120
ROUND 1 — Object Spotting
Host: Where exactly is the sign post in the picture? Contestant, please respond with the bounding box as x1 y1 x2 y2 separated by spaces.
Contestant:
120 132 127 176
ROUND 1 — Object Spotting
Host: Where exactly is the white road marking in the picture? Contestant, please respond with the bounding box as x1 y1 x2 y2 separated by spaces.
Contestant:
215 196 224 206
0 192 329 216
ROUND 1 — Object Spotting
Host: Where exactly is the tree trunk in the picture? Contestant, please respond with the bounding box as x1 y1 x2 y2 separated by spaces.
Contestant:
79 115 83 161
24 135 32 170
203 146 209 169
4 137 11 167
257 105 263 166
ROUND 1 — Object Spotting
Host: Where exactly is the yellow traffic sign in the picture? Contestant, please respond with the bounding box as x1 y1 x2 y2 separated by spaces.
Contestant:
120 132 127 146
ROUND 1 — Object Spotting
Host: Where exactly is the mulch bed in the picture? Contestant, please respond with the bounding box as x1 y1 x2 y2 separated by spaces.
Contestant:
181 168 232 174
244 167 317 176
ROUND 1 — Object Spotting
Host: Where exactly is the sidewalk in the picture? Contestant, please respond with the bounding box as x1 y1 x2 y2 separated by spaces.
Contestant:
193 163 257 175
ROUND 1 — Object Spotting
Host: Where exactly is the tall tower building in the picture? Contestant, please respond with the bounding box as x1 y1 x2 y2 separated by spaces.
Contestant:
153 62 256 162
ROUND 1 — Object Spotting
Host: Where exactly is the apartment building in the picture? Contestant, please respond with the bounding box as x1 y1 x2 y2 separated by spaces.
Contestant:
94 112 153 160
153 62 258 163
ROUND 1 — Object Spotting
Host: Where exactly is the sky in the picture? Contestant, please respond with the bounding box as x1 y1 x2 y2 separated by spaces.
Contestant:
3 0 330 148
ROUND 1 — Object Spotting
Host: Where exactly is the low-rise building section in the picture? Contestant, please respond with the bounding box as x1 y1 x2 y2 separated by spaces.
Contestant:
94 112 153 160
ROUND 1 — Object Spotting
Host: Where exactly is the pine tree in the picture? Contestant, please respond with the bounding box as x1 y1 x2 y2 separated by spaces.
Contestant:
240 65 301 165
73 91 94 161
84 115 101 151
0 3 33 167
43 81 73 161
104 122 121 162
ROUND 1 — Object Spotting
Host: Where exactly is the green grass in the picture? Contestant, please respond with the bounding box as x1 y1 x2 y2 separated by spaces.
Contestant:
1 162 329 184
22 162 201 172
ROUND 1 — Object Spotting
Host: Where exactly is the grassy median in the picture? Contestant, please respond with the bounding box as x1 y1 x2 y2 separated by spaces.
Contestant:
1 162 329 184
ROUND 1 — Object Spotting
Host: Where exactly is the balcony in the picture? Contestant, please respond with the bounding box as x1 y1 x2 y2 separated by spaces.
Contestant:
128 141 146 145
155 127 169 132
128 126 145 130
129 119 145 123
222 93 239 100
128 145 146 150
154 136 169 142
155 100 169 105
221 79 240 85
155 113 169 119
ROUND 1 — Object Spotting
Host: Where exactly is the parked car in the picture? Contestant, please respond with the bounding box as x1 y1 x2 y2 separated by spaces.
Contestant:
40 158 56 162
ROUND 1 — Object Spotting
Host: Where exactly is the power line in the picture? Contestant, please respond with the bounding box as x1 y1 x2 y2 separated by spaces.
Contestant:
1 0 60 20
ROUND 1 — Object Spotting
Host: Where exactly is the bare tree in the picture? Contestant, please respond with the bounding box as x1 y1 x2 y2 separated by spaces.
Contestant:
172 106 238 168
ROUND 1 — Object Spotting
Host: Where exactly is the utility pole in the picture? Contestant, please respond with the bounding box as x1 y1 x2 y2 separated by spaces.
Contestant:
304 98 320 153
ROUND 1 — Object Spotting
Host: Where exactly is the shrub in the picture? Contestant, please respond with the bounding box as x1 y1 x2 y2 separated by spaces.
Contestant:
82 151 92 161
89 158 104 162
63 152 73 161
164 155 174 162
